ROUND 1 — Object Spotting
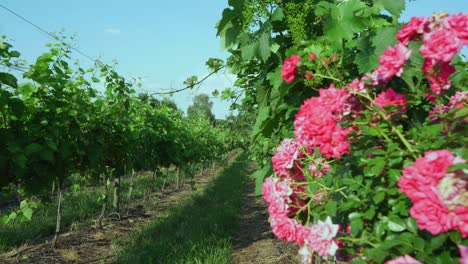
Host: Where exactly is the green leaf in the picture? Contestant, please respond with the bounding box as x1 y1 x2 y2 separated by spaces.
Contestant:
325 200 337 216
364 248 388 263
8 98 24 117
369 157 386 176
388 216 406 232
253 163 272 195
270 7 284 22
21 207 33 221
350 218 363 237
267 67 283 90
430 234 447 250
374 0 406 18
454 107 468 119
372 26 399 56
17 83 37 98
405 217 418 234
0 72 18 88
373 190 386 204
91 76 100 83
316 0 368 43
354 35 379 74
20 200 28 209
374 221 386 237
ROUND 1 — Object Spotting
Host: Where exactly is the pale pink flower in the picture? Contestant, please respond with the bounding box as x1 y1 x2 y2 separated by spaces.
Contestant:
459 244 468 264
272 139 302 178
305 216 339 257
369 43 412 85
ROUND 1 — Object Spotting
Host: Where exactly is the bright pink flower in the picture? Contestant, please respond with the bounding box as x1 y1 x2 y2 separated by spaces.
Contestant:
318 84 350 117
272 139 302 178
295 224 312 246
294 95 351 159
443 13 468 45
369 43 412 85
397 17 429 45
399 150 456 201
420 29 462 64
374 88 407 114
270 214 299 242
305 216 339 257
409 197 457 235
425 62 455 95
386 255 423 264
399 150 468 237
281 54 301 83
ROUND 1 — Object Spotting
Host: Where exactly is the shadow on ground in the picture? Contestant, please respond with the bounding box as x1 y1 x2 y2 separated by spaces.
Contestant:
114 153 249 264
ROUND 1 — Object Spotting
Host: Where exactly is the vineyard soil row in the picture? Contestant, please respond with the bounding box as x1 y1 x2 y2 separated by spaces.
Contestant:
0 151 241 263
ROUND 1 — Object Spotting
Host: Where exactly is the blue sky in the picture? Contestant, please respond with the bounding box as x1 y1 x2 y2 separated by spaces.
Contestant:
0 0 467 118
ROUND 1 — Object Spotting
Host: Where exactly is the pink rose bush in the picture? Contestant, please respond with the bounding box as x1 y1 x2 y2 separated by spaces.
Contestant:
262 12 467 263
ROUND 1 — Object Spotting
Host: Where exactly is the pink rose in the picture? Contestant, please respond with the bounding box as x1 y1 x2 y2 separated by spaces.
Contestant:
281 54 301 83
397 17 428 45
305 216 339 257
270 214 299 242
272 139 302 178
420 29 462 64
374 88 407 114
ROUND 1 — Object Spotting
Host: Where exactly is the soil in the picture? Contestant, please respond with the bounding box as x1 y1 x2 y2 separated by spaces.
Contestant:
0 156 233 264
231 163 299 264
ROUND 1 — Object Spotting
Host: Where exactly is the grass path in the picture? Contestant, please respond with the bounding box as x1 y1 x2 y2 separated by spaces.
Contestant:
114 152 249 264
230 162 298 264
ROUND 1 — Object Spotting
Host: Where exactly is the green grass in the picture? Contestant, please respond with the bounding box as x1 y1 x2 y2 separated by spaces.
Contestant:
0 170 180 252
114 152 248 264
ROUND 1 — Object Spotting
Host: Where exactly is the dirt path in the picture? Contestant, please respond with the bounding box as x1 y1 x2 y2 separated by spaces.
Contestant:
231 163 298 264
0 153 238 264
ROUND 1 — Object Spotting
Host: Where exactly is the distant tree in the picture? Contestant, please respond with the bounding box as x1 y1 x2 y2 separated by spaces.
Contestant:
187 94 215 123
137 93 179 111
